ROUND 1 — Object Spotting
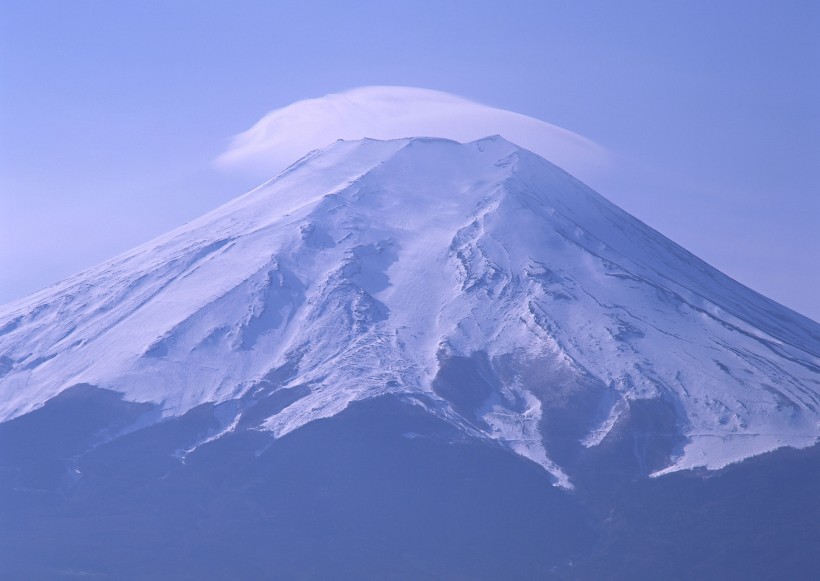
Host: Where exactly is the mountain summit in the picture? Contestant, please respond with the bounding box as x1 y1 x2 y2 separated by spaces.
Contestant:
1 136 818 490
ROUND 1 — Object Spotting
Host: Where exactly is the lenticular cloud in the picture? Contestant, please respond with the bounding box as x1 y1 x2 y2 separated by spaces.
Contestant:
216 86 609 181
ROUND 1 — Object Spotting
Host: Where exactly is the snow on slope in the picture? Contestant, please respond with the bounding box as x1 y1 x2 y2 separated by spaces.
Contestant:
1 136 818 488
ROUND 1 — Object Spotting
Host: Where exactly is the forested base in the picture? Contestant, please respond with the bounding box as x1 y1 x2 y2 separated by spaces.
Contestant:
0 389 591 580
570 443 820 581
1 387 818 580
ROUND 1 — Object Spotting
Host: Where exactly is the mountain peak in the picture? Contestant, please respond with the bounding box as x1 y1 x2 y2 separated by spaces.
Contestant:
1 137 818 488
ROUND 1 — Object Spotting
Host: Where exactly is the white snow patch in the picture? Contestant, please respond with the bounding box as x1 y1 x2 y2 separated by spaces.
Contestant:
1 135 818 484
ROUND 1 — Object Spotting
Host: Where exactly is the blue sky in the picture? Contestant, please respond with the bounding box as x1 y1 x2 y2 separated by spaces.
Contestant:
1 1 818 320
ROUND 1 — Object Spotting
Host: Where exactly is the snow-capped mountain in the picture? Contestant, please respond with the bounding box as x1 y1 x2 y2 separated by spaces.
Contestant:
1 136 818 490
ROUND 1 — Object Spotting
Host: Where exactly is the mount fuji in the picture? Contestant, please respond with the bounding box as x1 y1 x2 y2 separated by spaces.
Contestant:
2 136 819 579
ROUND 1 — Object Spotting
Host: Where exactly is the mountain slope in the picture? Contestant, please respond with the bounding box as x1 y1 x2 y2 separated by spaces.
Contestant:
1 136 818 489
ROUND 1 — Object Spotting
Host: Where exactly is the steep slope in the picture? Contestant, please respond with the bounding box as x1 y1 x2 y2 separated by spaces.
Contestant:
0 136 818 489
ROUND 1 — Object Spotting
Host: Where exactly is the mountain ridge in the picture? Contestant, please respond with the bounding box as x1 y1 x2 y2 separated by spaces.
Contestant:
1 135 818 489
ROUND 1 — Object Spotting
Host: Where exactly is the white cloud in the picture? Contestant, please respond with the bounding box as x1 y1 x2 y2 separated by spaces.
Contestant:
216 86 610 181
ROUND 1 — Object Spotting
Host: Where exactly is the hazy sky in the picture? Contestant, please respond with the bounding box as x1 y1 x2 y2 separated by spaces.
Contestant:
1 1 818 320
